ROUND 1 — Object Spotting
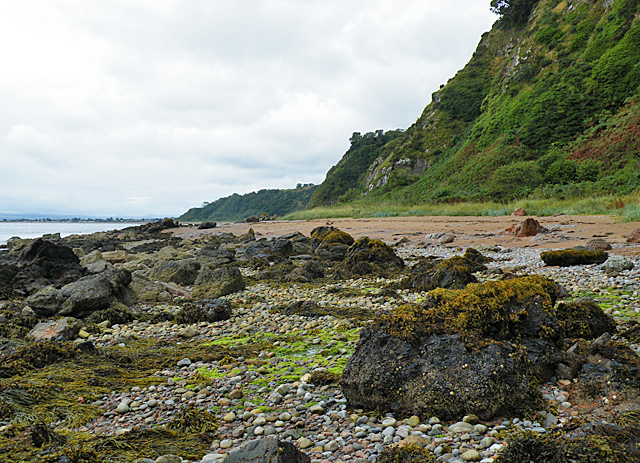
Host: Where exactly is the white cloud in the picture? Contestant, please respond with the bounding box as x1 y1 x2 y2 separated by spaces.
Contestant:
0 0 496 217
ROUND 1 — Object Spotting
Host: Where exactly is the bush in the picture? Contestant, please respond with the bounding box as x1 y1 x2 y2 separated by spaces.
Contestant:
546 159 578 184
488 161 542 201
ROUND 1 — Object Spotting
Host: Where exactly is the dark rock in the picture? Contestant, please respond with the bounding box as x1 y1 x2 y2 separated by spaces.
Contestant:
403 251 487 292
26 267 132 318
225 437 310 463
626 229 640 243
244 216 260 223
556 297 617 340
286 260 325 282
279 300 328 317
310 227 354 251
141 218 179 233
540 249 608 267
256 260 296 281
197 221 217 230
148 259 201 286
341 276 562 421
236 239 293 263
333 237 404 278
313 242 350 261
175 298 232 324
198 246 235 267
193 266 245 299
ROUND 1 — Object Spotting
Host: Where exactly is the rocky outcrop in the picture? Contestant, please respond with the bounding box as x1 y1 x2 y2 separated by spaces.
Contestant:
342 276 562 421
333 237 404 278
225 438 310 463
193 266 245 299
403 250 487 292
26 267 133 318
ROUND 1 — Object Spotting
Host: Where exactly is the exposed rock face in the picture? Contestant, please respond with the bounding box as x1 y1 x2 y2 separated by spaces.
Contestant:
148 259 201 286
10 239 86 295
225 437 310 463
342 276 562 421
193 266 245 299
26 267 133 318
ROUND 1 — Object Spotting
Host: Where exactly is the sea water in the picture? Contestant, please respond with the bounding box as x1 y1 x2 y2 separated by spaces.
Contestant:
0 222 142 246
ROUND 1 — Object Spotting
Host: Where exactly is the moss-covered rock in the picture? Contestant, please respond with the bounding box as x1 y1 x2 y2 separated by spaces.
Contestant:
341 276 562 421
540 249 608 267
556 297 617 340
403 251 487 292
377 444 436 463
333 237 404 278
175 299 232 324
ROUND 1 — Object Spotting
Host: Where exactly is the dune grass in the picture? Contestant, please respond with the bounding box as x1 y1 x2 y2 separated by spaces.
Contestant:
286 193 640 222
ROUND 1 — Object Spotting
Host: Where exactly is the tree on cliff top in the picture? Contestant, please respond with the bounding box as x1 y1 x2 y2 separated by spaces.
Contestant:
491 0 540 27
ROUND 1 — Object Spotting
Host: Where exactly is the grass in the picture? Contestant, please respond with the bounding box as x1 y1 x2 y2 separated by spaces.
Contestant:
285 192 640 222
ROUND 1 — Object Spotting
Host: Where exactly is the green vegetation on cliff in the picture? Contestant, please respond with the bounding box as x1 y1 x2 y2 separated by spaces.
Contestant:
179 184 317 223
310 0 640 209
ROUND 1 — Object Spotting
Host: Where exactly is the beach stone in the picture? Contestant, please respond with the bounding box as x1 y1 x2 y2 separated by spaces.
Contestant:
155 456 181 463
224 438 311 463
229 389 243 400
438 234 456 244
406 415 421 427
309 404 325 414
116 402 130 414
193 266 245 299
223 412 236 422
148 258 201 286
220 439 233 449
298 438 313 449
602 256 634 272
510 218 545 237
460 449 481 461
449 422 474 433
585 239 612 251
28 317 84 341
198 221 217 230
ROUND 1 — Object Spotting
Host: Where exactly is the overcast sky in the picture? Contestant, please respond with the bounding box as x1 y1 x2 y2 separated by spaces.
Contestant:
0 0 496 218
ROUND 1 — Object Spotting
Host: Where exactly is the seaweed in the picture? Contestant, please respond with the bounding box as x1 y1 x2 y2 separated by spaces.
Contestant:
376 444 435 463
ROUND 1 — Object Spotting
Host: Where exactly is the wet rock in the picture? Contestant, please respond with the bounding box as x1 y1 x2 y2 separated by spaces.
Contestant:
148 259 201 286
175 299 232 324
225 437 311 463
333 237 404 278
342 276 561 421
286 260 325 282
556 297 617 340
193 266 245 299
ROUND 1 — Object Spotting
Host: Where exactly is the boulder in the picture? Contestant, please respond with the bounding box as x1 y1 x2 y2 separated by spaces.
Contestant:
509 218 545 237
286 260 325 282
438 233 456 244
28 317 84 341
585 238 612 251
225 438 310 463
601 255 634 273
626 229 640 243
148 259 201 286
129 275 173 303
556 297 617 340
193 266 245 299
314 242 350 261
310 227 354 251
403 251 486 292
512 208 526 216
198 247 235 267
13 239 85 291
236 239 292 263
333 237 404 277
197 221 217 230
341 276 562 421
540 249 608 267
175 299 232 324
26 267 133 318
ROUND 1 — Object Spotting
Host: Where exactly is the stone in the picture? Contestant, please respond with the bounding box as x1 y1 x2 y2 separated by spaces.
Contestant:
193 266 245 299
406 415 421 427
449 422 474 433
556 297 617 340
26 267 133 318
298 438 313 449
223 412 236 422
512 208 526 216
438 233 456 244
148 259 201 286
341 276 561 421
460 449 481 461
28 317 84 341
220 439 233 449
309 404 325 414
229 389 243 400
510 218 545 237
198 221 217 230
224 438 311 463
155 456 181 463
585 238 612 251
602 255 634 272
626 229 640 243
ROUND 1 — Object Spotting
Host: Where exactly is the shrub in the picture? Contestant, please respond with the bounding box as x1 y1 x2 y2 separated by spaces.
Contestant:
488 161 542 201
